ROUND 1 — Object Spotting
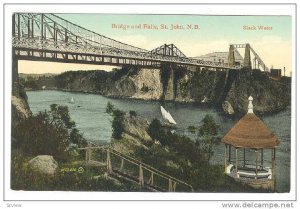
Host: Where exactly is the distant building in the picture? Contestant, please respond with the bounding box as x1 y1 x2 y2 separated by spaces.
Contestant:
270 69 282 80
192 51 244 65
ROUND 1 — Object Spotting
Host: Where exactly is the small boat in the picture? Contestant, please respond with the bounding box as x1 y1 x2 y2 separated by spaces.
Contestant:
70 97 75 104
160 106 177 125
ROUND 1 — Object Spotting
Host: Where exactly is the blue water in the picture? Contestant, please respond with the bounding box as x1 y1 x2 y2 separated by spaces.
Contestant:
27 90 291 192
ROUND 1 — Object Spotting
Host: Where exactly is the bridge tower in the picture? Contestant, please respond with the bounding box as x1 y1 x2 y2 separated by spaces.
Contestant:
243 43 252 69
228 45 235 66
12 14 19 96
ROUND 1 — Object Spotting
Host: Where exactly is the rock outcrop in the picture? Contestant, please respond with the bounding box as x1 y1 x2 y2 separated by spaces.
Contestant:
225 70 291 114
111 115 151 156
28 155 58 176
222 101 235 115
32 66 291 115
11 89 32 131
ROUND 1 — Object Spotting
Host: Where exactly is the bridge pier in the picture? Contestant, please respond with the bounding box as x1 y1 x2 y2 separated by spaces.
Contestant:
244 43 252 70
12 48 19 97
161 63 175 101
228 45 235 66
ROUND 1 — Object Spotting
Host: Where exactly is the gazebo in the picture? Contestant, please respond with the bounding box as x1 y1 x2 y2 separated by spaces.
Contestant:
221 96 280 191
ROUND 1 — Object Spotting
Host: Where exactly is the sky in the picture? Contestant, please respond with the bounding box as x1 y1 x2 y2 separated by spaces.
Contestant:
19 14 292 75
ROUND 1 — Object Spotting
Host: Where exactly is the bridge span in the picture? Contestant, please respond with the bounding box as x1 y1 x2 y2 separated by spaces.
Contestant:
13 13 250 69
12 13 270 96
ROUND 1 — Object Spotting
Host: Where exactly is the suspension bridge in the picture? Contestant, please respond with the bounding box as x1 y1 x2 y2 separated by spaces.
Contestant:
12 13 271 100
12 13 269 71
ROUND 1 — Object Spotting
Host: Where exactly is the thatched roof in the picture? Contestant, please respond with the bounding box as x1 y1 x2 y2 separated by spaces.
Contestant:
221 113 280 149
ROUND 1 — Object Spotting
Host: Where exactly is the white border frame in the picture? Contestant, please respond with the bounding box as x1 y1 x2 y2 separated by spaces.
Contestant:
2 2 297 202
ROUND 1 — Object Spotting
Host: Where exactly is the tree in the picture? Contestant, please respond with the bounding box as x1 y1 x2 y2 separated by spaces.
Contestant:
112 109 126 140
129 110 137 118
14 104 87 162
197 114 220 161
106 102 115 114
148 119 168 145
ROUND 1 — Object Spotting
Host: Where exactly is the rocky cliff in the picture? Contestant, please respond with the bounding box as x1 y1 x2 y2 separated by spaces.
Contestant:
36 65 291 115
11 84 32 131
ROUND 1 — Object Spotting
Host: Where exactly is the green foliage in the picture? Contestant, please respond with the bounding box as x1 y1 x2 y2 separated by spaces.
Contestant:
10 149 130 191
187 125 197 133
13 104 87 162
129 110 137 118
106 102 115 114
148 115 220 165
54 74 68 89
198 114 219 137
112 109 126 140
106 102 126 140
141 84 150 92
148 119 168 145
197 114 221 162
25 80 39 90
148 119 203 165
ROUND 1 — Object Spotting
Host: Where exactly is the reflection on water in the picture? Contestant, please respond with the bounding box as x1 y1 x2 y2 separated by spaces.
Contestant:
27 90 291 192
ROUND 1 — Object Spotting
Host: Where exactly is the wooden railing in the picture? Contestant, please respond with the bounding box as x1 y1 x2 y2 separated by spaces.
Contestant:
78 146 194 192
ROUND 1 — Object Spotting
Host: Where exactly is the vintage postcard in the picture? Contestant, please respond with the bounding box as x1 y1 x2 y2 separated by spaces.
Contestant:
2 2 297 208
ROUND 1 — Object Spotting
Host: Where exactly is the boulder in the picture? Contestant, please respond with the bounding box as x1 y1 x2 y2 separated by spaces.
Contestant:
11 95 32 130
222 101 235 115
28 155 58 176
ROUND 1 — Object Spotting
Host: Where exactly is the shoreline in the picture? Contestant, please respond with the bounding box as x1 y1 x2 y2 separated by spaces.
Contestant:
25 88 290 118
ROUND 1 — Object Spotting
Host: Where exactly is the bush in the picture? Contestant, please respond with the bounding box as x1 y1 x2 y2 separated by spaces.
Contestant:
106 102 115 114
141 85 150 92
129 110 137 118
197 114 221 162
148 119 168 145
13 104 87 162
111 109 126 140
106 102 126 140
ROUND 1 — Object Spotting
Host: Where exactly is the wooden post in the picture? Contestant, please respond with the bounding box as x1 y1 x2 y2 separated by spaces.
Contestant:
272 148 276 191
224 145 227 173
261 149 264 169
107 148 112 174
120 158 124 172
168 178 172 192
243 148 246 167
150 172 154 185
235 148 239 178
255 150 258 180
173 182 177 192
85 149 88 163
229 145 232 163
139 164 144 187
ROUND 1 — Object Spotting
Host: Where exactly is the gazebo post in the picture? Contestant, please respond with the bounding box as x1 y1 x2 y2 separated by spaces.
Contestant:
272 148 277 191
261 149 264 169
229 145 232 163
255 150 258 180
224 144 227 173
243 148 246 167
235 148 239 178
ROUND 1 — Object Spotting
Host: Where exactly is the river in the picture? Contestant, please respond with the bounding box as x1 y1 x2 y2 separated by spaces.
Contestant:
27 90 291 192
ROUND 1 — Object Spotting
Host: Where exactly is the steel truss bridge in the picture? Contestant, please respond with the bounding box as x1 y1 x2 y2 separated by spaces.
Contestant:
12 13 268 71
